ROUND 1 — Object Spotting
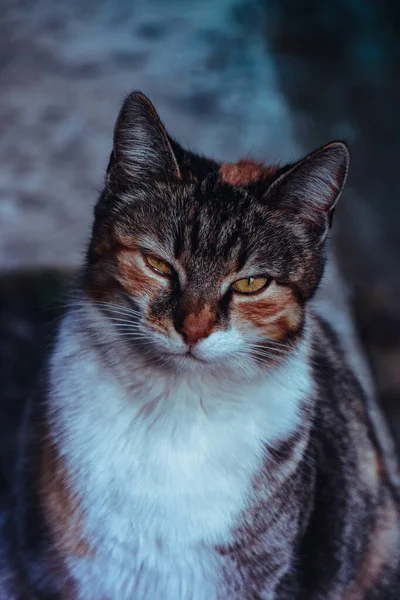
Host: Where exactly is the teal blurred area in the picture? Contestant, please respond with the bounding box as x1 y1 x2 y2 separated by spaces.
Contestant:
0 0 399 472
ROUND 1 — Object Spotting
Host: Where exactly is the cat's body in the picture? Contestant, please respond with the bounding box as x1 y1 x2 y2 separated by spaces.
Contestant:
3 92 400 599
44 305 312 600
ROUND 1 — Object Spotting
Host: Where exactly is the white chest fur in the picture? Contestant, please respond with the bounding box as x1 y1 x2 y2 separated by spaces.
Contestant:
49 313 312 600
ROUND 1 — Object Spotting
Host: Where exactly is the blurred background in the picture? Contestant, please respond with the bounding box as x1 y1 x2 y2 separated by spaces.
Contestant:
0 0 399 478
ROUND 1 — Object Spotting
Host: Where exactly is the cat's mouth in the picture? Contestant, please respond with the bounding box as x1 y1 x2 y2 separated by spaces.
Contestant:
165 349 208 365
185 351 206 363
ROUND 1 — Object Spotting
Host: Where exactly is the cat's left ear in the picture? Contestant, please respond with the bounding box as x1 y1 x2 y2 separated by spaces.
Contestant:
265 142 349 232
107 91 181 190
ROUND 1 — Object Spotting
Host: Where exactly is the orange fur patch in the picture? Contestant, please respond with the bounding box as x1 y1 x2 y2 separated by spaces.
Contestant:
342 491 400 599
40 433 93 560
116 250 160 298
219 160 278 187
234 282 303 342
181 304 216 344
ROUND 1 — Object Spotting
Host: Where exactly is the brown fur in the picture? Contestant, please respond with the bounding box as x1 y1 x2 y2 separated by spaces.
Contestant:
39 433 92 561
179 304 216 344
343 493 400 599
219 160 278 187
115 249 159 298
234 282 303 342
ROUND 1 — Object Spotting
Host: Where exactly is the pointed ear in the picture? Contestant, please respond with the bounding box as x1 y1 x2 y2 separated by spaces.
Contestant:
108 91 181 189
266 142 349 231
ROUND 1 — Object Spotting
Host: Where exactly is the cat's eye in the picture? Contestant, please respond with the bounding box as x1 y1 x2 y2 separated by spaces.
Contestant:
145 254 173 276
232 276 269 294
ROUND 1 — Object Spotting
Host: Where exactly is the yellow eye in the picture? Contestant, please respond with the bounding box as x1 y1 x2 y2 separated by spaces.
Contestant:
232 276 269 294
145 255 173 276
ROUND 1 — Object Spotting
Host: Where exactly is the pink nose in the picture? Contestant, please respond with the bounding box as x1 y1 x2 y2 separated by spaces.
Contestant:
177 308 215 347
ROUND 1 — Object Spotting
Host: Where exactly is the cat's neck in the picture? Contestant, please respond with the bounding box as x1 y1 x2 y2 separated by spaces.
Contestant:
35 306 316 577
47 307 315 456
42 305 315 548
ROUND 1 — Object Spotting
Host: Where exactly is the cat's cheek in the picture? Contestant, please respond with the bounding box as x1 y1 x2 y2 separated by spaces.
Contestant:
232 284 304 342
115 250 165 302
145 311 175 337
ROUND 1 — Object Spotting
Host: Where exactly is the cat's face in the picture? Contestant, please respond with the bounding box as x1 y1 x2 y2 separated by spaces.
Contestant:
85 92 349 375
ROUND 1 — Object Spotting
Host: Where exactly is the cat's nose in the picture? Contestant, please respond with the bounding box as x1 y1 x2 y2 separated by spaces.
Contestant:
176 308 216 347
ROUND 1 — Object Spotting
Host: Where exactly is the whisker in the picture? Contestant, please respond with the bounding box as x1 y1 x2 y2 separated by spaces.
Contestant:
246 342 290 353
244 347 290 360
107 319 144 327
70 298 143 316
115 335 154 343
80 303 142 318
91 300 142 313
243 344 287 356
250 348 287 358
251 350 276 358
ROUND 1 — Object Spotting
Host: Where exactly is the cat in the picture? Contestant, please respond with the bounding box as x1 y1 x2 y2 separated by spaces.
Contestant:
2 91 400 599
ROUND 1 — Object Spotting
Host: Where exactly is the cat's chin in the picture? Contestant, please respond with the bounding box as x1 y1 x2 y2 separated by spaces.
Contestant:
143 348 226 375
166 351 212 373
157 350 259 378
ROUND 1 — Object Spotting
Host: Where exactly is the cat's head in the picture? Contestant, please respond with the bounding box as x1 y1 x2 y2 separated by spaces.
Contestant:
84 92 349 375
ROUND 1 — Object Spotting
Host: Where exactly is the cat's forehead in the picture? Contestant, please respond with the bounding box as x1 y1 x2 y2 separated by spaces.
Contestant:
133 181 267 264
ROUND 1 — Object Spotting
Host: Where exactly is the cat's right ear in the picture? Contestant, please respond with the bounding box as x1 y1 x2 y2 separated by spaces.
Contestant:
264 142 349 236
107 91 181 190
